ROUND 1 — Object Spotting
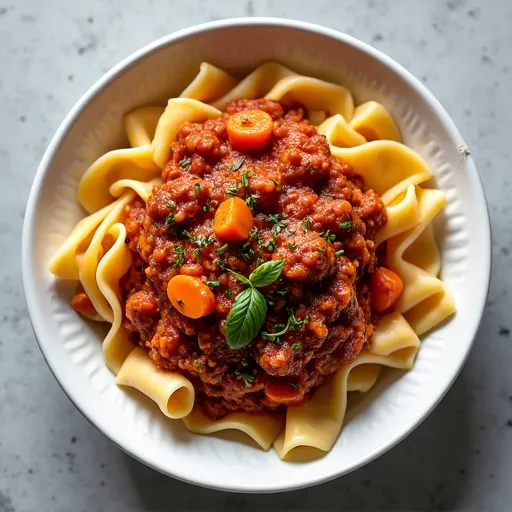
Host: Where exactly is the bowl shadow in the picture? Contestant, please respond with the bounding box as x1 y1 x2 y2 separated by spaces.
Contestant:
123 359 476 511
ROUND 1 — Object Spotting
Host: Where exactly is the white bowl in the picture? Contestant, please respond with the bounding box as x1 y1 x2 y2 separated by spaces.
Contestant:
22 18 491 493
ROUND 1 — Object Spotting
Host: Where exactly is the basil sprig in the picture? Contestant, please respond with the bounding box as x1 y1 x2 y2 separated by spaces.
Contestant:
225 259 285 349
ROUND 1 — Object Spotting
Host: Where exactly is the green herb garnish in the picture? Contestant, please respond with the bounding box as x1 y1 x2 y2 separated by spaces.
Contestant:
194 183 201 195
245 194 258 211
230 157 246 172
340 220 354 231
225 259 285 349
172 245 185 269
335 249 345 257
206 280 220 288
261 308 308 343
316 246 326 253
215 258 227 271
320 230 336 243
240 170 250 188
165 212 175 226
236 372 255 387
288 242 297 252
216 244 229 255
291 343 303 352
193 248 201 262
238 241 255 262
266 213 288 235
302 217 312 231
179 157 191 169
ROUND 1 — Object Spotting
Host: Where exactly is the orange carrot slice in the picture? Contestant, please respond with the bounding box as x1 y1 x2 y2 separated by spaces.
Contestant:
214 196 254 241
167 275 215 318
370 267 404 313
226 109 273 151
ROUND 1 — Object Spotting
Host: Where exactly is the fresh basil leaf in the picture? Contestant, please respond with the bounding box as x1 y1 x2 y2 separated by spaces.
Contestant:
226 288 267 349
249 259 284 287
228 269 252 286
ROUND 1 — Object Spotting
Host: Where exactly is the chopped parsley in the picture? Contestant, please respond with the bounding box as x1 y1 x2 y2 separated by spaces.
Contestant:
340 220 354 231
264 238 277 252
320 230 336 243
245 194 258 211
193 358 204 369
266 213 288 235
172 245 185 269
193 248 201 262
335 249 345 257
202 200 211 212
238 241 255 261
230 157 246 172
165 212 175 226
236 372 255 387
216 244 229 255
261 308 308 343
194 183 201 195
288 242 297 252
316 246 326 253
226 184 239 197
291 343 303 352
214 258 227 271
224 289 233 297
184 232 215 248
179 157 191 169
240 170 250 188
206 280 220 288
167 200 175 210
302 217 312 231
309 164 318 174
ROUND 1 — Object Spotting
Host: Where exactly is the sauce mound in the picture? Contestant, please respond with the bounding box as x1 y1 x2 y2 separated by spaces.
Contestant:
121 99 386 419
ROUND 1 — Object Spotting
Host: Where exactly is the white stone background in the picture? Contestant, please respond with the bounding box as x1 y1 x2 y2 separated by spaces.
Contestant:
1 0 511 510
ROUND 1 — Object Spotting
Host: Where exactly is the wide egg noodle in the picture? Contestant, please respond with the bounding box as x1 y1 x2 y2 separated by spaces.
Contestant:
179 62 238 103
182 407 285 451
265 75 354 122
210 61 298 110
95 222 134 374
350 101 401 142
124 107 165 148
387 187 454 319
116 347 195 419
274 345 419 461
152 99 221 168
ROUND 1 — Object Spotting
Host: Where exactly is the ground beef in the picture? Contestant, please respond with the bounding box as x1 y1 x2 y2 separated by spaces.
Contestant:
119 98 387 419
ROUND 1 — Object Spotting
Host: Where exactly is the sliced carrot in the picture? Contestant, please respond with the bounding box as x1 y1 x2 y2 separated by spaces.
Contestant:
167 275 215 319
370 267 404 313
226 109 273 151
265 378 304 406
214 196 254 241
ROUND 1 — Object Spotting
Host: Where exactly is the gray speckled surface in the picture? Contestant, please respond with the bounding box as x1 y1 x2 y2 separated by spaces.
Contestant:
1 0 511 510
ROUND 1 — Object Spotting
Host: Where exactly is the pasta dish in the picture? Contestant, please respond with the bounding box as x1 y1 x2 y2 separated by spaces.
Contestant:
49 62 455 460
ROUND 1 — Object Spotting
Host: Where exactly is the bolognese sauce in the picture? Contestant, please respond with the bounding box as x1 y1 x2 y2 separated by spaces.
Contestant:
96 98 388 419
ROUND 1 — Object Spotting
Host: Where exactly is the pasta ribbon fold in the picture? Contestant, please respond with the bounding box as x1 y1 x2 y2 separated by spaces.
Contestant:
117 348 195 419
152 99 221 168
182 408 285 451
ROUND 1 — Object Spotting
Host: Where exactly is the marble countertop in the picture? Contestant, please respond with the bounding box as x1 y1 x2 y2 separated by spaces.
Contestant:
1 0 511 510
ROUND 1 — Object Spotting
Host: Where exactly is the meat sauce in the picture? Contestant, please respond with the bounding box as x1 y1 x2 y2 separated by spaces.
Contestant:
117 99 386 419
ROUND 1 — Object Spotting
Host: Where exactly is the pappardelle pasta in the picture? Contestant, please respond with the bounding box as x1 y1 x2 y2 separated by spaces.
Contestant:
49 62 455 460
